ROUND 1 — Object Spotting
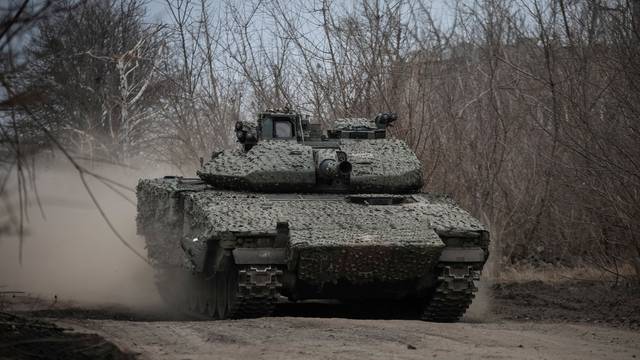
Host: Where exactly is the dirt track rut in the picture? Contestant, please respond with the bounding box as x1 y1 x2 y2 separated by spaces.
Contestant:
58 317 640 360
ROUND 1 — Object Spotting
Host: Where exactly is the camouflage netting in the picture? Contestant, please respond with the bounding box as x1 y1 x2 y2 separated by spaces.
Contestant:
136 179 206 266
197 140 315 191
340 139 422 191
137 178 487 284
196 139 422 193
333 118 376 130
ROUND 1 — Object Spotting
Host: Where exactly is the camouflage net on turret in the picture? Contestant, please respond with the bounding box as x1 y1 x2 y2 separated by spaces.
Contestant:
196 139 423 193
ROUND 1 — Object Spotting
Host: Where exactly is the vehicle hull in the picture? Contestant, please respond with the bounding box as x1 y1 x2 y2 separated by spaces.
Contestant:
137 177 488 302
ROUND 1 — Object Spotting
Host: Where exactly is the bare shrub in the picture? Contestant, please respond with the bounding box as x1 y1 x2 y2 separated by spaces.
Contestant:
2 0 639 284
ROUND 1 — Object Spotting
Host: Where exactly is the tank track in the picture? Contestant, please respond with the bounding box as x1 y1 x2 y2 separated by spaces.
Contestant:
228 265 283 319
421 265 479 322
179 264 283 319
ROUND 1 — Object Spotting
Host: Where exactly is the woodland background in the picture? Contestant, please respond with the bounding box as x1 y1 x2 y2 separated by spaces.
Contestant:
1 0 639 282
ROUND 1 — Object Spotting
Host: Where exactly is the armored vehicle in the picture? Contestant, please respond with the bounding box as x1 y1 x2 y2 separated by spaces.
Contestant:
137 108 489 322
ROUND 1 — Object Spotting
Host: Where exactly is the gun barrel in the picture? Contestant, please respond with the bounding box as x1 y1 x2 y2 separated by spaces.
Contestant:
318 159 352 177
315 150 352 182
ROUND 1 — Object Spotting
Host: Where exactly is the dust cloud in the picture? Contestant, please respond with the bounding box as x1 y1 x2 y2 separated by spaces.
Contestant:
0 154 497 320
464 232 499 322
0 155 177 309
463 280 493 322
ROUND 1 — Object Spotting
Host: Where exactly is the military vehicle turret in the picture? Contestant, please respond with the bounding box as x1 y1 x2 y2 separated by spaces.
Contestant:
137 108 489 322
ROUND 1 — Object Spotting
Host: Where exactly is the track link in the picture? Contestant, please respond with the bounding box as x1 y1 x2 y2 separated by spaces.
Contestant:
421 265 479 322
156 264 283 319
228 266 283 319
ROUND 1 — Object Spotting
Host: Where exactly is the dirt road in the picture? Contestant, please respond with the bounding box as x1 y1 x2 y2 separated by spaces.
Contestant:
6 281 640 359
57 316 640 360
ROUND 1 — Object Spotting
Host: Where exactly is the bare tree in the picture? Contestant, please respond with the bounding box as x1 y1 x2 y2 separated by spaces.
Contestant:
18 0 165 162
3 0 639 282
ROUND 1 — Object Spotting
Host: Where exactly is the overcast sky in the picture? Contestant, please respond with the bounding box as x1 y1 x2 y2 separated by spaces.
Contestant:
144 0 455 26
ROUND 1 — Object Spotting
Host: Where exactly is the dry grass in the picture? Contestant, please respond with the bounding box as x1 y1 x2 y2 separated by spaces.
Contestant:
491 263 638 284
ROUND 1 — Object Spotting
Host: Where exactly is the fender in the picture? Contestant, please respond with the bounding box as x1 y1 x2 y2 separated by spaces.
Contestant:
439 247 486 263
181 223 291 272
232 248 287 264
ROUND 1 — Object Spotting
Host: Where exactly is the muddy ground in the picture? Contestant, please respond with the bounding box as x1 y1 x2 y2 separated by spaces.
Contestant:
2 281 639 360
0 311 135 360
493 280 640 328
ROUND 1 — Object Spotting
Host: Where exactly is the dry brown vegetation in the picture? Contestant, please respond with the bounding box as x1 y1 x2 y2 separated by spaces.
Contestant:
1 0 639 283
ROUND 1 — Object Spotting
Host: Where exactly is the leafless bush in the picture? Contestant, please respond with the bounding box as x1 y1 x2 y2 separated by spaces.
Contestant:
241 0 640 282
2 0 639 283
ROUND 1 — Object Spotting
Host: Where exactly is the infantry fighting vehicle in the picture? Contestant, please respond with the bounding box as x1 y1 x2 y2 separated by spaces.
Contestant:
137 108 489 322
